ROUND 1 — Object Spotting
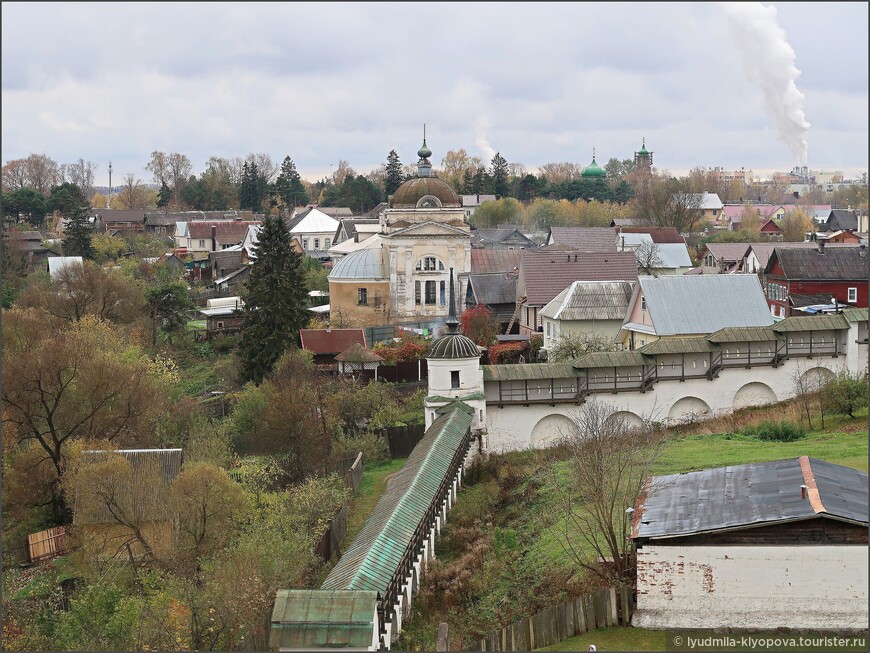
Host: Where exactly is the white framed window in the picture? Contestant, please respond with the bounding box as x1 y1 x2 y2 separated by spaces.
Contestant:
314 238 320 249
848 287 857 303
415 256 445 272
198 239 205 248
325 238 331 249
302 238 309 249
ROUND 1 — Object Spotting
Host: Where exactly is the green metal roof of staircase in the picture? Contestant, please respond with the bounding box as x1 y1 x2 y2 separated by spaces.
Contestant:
320 406 472 594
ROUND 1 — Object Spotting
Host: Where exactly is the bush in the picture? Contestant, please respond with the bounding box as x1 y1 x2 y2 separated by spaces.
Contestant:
333 430 389 465
823 371 868 418
741 420 805 442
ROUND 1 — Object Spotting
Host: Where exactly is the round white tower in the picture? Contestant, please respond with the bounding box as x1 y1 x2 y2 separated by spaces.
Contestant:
424 268 486 431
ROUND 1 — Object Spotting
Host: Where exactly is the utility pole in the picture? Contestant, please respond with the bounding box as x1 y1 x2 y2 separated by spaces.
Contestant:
107 161 113 208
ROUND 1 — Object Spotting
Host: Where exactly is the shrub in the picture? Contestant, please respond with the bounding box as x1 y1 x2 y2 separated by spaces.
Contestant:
488 341 527 364
333 430 389 465
823 371 868 418
741 420 805 442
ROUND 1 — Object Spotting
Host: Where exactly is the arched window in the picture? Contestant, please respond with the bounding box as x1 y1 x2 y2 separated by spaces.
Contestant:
415 256 446 272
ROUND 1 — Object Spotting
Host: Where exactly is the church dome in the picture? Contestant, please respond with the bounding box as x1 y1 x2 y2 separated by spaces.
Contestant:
581 150 607 178
390 176 462 208
428 332 481 360
637 138 650 157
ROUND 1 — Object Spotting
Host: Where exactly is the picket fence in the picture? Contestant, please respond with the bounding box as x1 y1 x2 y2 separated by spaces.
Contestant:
477 585 633 651
27 526 68 563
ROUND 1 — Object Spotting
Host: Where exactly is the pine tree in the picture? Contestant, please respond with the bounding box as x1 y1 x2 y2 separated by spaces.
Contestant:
275 156 309 209
239 162 254 211
157 181 172 210
462 169 474 195
238 215 310 384
62 203 95 259
384 150 404 196
472 166 490 194
490 152 509 197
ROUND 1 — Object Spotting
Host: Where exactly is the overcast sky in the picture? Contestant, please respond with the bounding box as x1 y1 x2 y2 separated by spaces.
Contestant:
2 2 867 187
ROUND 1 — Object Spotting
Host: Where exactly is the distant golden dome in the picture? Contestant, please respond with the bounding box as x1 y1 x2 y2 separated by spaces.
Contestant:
390 177 462 209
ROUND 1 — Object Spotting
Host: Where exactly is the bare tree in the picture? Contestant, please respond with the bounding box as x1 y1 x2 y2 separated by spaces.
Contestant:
64 158 98 199
2 158 29 191
634 240 664 276
538 161 583 184
248 153 278 183
548 332 620 362
145 151 170 187
167 152 193 197
553 397 667 584
632 173 704 234
118 173 148 209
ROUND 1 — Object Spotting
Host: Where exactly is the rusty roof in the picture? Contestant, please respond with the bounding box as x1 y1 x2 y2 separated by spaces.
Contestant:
188 221 260 240
633 457 868 540
299 329 366 354
521 250 638 306
616 227 685 244
470 249 523 274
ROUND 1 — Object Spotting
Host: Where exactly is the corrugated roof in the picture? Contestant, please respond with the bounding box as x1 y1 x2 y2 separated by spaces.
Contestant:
707 326 779 343
639 337 717 354
482 363 578 381
772 314 850 332
540 280 634 321
522 251 638 306
300 329 366 354
573 351 650 368
768 246 868 280
470 249 524 274
638 275 774 336
633 457 868 540
842 307 869 323
547 227 618 251
188 221 259 240
617 227 685 244
289 208 341 235
269 589 376 650
749 241 857 271
47 256 83 278
321 407 472 594
466 273 517 306
702 243 751 262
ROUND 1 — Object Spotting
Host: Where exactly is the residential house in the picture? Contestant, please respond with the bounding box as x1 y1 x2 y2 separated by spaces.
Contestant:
290 205 353 222
199 297 244 338
540 280 635 350
288 208 341 253
328 233 383 260
823 229 863 244
471 228 537 250
614 226 685 244
463 272 520 333
153 252 185 273
695 243 750 274
758 218 784 240
469 249 524 275
545 226 618 251
516 250 638 335
332 218 380 248
47 256 83 279
73 448 183 560
210 249 244 280
688 192 724 227
632 457 868 630
143 213 178 236
617 274 774 350
722 203 788 231
763 244 869 318
213 266 250 294
614 232 693 275
183 221 260 280
93 208 146 234
745 241 858 275
460 194 497 220
823 209 860 233
299 328 367 366
3 229 55 271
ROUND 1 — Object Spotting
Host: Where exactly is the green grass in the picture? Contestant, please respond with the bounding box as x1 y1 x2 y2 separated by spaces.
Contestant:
186 319 206 331
538 626 666 651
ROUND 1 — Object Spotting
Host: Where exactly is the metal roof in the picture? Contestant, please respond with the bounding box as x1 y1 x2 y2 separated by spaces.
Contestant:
768 246 868 280
540 280 634 321
633 457 868 540
482 363 578 381
771 314 850 332
466 273 517 306
637 274 774 336
47 256 83 278
269 589 377 650
547 227 618 251
639 337 717 354
573 351 650 369
470 249 524 274
706 326 779 343
843 307 869 323
321 407 472 594
428 333 482 359
521 251 638 306
328 248 385 280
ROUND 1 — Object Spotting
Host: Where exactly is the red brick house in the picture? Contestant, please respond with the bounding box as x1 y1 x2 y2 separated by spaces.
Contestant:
763 244 868 318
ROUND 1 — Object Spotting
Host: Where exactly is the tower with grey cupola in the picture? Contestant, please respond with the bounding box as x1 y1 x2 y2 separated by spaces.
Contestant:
424 268 486 433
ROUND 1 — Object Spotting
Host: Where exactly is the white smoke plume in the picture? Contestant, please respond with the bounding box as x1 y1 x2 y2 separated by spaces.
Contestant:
475 115 496 162
720 2 811 164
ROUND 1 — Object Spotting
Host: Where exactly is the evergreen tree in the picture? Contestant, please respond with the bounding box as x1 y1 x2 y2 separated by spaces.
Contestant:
238 215 310 384
157 181 172 210
461 169 474 195
63 203 95 260
384 150 404 196
472 166 490 194
490 152 509 197
275 156 309 209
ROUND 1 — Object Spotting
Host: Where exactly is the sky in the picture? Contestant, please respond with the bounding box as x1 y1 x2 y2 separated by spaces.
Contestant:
2 2 868 187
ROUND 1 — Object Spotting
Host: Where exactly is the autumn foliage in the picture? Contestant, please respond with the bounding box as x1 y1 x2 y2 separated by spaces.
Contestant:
460 304 498 346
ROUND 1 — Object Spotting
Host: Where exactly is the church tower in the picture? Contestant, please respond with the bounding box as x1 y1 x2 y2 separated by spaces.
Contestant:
634 137 653 180
424 268 486 432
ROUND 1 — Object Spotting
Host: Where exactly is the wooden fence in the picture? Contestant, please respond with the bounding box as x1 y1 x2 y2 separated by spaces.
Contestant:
477 585 633 651
382 423 426 459
27 526 68 563
313 452 363 563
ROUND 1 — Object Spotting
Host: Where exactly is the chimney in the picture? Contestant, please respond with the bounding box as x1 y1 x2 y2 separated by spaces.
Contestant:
211 225 217 251
818 240 826 254
800 484 808 500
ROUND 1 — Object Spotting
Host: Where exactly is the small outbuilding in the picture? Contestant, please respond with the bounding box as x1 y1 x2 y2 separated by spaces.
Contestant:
631 456 868 631
335 342 384 376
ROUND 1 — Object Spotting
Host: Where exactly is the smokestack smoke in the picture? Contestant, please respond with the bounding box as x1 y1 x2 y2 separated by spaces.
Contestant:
720 2 811 165
475 115 496 162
